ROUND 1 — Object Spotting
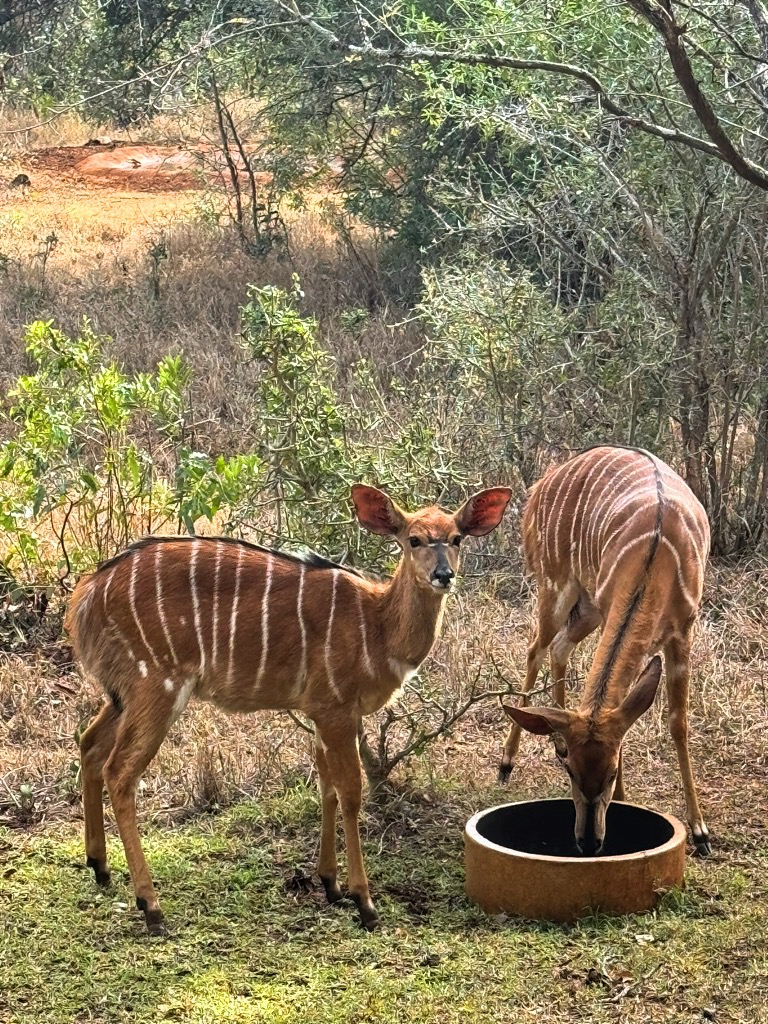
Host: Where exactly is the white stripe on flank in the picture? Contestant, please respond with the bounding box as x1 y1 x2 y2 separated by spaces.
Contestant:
595 531 656 601
593 462 651 532
541 465 570 566
536 471 557 554
155 544 178 666
598 480 655 529
590 472 652 560
102 564 118 612
661 536 699 608
211 543 223 671
324 570 343 701
550 454 589 570
255 555 274 689
190 540 206 677
356 587 374 677
664 496 709 567
78 579 97 624
599 501 658 556
570 448 626 579
226 545 245 689
598 468 659 524
107 615 137 662
129 552 160 667
294 564 308 698
546 463 577 566
592 465 653 552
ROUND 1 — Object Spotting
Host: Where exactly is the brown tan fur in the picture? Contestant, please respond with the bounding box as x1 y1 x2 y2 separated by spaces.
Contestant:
67 484 511 934
499 445 710 856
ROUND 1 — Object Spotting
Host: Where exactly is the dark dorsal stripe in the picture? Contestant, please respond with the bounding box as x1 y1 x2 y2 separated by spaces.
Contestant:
588 450 664 713
92 534 364 579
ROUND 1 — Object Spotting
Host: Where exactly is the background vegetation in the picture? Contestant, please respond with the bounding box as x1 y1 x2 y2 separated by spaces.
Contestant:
1 2 767 1021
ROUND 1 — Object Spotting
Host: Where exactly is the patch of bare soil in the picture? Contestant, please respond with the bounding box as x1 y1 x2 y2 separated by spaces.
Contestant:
15 140 341 197
24 142 211 193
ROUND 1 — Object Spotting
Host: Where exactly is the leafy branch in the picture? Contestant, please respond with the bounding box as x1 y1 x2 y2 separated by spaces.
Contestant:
273 0 768 190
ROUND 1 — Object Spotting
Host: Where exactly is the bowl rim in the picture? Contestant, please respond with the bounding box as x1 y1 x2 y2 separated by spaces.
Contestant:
465 798 687 865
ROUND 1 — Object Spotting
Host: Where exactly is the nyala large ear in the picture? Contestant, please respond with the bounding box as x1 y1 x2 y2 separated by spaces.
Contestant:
351 485 408 536
614 655 663 731
454 487 513 537
503 704 575 736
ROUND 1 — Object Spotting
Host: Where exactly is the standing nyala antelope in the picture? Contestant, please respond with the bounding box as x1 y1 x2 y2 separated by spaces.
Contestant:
66 484 511 934
500 445 711 857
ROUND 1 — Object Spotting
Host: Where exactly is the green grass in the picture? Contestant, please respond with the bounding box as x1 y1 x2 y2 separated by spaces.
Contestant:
1 785 766 1024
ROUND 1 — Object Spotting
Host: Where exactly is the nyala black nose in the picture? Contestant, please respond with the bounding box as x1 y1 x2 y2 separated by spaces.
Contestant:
577 834 603 857
433 569 454 586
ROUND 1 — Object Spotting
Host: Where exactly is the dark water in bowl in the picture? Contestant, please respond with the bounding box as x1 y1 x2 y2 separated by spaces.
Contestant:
475 800 674 857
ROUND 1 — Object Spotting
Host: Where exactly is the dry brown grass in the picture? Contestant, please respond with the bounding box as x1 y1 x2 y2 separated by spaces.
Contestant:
1 562 766 855
0 102 228 153
1 110 766 856
0 128 419 457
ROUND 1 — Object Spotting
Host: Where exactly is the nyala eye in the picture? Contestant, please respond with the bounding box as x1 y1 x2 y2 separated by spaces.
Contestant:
452 535 462 546
408 537 422 548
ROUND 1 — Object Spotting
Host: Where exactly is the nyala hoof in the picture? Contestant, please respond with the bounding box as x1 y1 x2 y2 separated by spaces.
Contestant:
320 876 344 905
137 898 167 936
497 762 512 785
351 894 380 932
86 857 111 887
692 831 712 858
146 915 168 937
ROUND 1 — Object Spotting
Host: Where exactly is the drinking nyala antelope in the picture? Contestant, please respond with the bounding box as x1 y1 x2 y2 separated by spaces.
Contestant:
66 484 511 934
500 445 711 857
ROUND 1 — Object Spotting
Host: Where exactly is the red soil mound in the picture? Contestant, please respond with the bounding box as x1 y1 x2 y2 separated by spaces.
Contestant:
27 143 215 193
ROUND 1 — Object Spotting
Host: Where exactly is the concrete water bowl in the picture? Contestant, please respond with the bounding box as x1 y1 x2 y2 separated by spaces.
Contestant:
465 798 686 922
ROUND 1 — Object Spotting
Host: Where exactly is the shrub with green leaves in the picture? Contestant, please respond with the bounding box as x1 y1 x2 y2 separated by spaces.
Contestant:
240 277 470 565
0 320 264 585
